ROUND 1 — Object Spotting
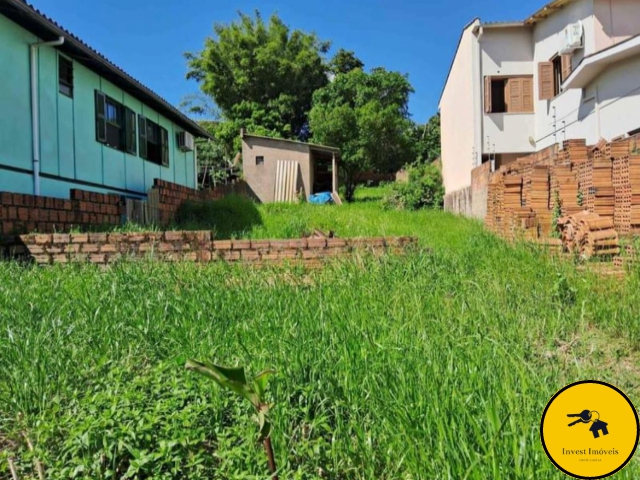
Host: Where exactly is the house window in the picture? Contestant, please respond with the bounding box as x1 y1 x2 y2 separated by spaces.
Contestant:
138 115 169 166
95 91 137 154
58 55 73 97
484 76 533 114
256 156 264 165
539 54 572 100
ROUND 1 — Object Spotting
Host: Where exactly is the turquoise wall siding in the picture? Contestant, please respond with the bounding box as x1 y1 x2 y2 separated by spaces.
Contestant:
0 13 197 199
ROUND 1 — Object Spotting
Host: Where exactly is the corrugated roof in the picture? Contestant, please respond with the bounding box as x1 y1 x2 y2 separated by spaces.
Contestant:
525 0 577 25
0 0 212 139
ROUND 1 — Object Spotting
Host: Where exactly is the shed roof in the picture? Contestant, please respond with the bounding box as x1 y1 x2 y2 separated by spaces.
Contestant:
0 0 212 139
241 132 341 155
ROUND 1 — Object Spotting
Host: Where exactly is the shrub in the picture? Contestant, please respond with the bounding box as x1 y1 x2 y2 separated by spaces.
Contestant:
175 196 263 238
383 163 444 210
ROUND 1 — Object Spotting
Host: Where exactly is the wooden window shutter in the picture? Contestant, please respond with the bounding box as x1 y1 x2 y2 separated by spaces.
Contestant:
160 127 169 167
95 91 107 143
561 54 573 82
539 62 554 100
124 107 137 155
484 76 492 114
507 78 523 113
138 115 148 159
522 77 534 112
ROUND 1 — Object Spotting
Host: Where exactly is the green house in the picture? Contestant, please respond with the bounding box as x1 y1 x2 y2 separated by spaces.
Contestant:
0 0 211 199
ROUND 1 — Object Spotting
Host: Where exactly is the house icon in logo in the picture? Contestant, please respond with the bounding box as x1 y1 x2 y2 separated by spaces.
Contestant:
589 420 609 439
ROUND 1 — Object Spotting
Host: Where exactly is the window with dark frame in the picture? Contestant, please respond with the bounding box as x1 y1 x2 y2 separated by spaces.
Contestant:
59 55 73 97
95 91 137 154
138 115 169 166
256 156 264 165
552 56 563 98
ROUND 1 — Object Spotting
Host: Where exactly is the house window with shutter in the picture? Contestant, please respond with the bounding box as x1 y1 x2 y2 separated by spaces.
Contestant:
484 76 534 114
539 54 572 100
138 115 169 166
95 91 137 153
58 55 73 97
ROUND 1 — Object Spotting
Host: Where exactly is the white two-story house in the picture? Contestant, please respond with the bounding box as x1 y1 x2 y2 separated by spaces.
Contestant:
440 0 640 207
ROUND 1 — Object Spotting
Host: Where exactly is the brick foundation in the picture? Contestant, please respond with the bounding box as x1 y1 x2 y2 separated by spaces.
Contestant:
0 188 125 235
0 179 251 237
2 232 418 266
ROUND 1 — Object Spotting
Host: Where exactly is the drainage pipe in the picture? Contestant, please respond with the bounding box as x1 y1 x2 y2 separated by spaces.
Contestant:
30 36 65 195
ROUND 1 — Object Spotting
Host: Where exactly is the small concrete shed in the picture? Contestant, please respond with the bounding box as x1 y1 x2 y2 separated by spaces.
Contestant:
241 131 340 204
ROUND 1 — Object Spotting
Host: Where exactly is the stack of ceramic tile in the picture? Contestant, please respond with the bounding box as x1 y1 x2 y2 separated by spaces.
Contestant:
592 147 615 219
629 154 640 234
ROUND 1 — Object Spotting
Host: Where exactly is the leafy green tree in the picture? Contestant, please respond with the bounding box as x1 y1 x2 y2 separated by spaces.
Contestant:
384 163 444 210
329 49 364 75
412 113 441 164
186 11 331 141
309 68 414 202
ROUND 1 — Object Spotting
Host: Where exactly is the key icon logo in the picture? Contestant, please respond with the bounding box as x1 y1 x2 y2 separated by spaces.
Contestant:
567 410 609 438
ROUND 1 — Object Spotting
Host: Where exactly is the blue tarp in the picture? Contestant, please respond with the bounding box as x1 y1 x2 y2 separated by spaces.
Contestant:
308 192 334 205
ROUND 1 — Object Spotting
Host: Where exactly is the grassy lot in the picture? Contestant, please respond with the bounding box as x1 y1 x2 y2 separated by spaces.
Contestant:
1 187 639 479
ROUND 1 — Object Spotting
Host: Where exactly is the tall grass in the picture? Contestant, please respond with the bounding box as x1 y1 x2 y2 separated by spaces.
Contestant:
1 188 639 478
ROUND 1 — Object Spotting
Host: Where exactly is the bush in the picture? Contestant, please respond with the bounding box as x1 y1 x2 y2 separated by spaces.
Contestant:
383 163 444 210
175 196 263 238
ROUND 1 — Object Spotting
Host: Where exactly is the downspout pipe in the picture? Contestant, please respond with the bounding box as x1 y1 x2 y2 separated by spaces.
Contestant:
30 36 65 196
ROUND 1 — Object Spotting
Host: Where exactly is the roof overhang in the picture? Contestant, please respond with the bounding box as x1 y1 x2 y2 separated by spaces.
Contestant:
474 21 527 32
564 34 640 89
0 0 212 139
242 132 340 157
525 0 577 25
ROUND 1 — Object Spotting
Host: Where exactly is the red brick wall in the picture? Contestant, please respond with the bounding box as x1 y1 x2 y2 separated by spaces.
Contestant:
149 179 249 226
8 232 417 266
0 189 124 235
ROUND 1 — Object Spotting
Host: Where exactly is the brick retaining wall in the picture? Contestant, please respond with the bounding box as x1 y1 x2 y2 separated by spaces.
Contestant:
149 179 249 226
2 232 418 266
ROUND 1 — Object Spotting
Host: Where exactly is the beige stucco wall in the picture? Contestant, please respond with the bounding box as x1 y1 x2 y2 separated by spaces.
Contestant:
242 137 312 203
596 54 640 140
440 20 479 194
481 27 536 155
532 0 594 149
594 0 640 52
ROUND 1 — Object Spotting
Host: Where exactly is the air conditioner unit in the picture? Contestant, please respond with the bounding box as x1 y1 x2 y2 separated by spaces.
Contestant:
560 21 584 54
176 131 195 152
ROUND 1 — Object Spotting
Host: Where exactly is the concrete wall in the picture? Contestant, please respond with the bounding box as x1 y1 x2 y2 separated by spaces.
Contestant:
594 0 640 51
0 13 196 199
440 21 478 194
444 161 491 219
444 187 472 216
242 137 312 203
471 161 491 219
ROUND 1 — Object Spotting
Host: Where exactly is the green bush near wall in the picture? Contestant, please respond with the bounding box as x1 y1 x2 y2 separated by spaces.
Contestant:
175 196 263 239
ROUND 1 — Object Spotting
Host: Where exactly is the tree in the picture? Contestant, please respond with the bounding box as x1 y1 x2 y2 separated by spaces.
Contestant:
412 113 441 164
309 68 414 202
329 49 364 75
186 11 331 141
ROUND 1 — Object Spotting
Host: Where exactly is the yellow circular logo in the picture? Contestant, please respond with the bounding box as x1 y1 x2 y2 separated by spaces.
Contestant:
540 381 639 479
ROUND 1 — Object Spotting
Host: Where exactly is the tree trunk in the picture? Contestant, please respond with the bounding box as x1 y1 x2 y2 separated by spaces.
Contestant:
263 437 279 480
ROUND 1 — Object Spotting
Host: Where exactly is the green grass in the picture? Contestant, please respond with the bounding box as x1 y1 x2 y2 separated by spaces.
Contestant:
1 187 640 479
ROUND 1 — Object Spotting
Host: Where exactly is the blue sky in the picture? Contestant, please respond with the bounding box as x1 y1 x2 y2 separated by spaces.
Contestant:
31 0 545 123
